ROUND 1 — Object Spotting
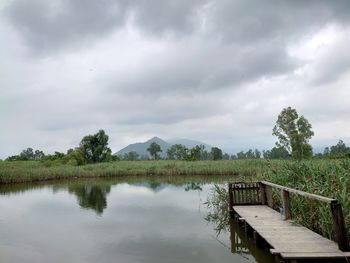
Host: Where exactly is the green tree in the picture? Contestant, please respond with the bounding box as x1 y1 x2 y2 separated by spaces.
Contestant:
263 146 290 159
147 142 162 160
79 129 112 163
166 144 187 160
19 147 34 160
123 151 140 161
330 140 350 157
211 147 223 160
66 147 86 165
223 153 230 160
6 148 45 161
272 107 314 160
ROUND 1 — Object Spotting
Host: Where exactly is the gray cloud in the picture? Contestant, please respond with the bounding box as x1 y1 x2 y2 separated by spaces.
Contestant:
5 0 130 54
1 0 350 158
206 0 350 43
7 0 350 54
103 40 296 97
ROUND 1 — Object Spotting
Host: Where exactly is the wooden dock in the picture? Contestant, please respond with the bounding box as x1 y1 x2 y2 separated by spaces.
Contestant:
228 182 350 262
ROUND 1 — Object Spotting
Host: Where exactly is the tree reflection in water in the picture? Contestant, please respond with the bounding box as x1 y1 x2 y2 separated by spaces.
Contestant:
68 184 111 215
205 185 275 263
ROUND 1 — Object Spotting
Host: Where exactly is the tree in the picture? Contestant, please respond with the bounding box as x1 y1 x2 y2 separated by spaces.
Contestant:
147 142 162 160
272 107 314 160
123 151 140 161
6 147 45 161
167 144 187 160
183 145 206 161
263 146 290 159
330 140 349 156
223 153 230 160
211 147 223 160
19 147 34 160
79 129 112 163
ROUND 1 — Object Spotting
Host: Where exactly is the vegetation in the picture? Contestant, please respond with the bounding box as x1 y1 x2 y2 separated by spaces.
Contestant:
261 159 350 240
211 147 223 160
232 149 262 159
121 151 140 161
262 146 289 159
0 159 263 184
147 142 162 159
204 157 350 242
79 129 113 163
166 144 187 160
273 106 314 160
6 147 45 161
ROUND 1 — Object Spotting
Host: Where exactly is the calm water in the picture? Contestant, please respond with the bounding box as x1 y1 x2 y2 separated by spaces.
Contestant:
0 177 274 263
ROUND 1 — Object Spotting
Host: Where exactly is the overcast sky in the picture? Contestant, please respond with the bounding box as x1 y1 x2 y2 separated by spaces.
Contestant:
1 0 350 158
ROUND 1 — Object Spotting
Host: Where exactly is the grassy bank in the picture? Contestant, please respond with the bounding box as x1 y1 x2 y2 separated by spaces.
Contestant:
0 159 267 184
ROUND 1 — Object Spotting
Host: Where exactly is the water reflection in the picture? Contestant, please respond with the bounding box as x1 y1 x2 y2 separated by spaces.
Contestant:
0 177 274 263
184 182 202 191
205 185 275 263
68 184 111 215
229 221 274 263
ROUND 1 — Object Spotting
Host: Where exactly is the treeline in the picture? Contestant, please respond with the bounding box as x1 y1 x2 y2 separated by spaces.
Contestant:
3 130 350 165
314 140 350 159
121 144 230 161
5 130 116 166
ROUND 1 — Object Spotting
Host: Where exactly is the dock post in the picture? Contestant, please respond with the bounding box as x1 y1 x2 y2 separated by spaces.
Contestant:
330 201 349 251
281 189 291 220
265 185 273 208
228 183 234 217
259 182 266 205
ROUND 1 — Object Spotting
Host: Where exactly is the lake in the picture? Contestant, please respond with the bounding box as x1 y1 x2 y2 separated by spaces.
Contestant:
0 176 275 263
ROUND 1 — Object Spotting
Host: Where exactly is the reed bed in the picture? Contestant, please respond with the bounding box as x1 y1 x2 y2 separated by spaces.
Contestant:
261 158 350 240
0 159 264 184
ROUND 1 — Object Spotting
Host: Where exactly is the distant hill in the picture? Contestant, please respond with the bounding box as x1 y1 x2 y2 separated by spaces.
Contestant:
116 136 212 158
116 136 170 158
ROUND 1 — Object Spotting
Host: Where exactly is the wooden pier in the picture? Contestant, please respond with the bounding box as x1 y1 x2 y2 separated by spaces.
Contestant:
228 181 350 262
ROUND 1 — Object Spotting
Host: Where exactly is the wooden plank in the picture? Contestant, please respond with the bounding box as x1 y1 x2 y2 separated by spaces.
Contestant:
261 181 336 203
281 252 350 259
232 205 346 260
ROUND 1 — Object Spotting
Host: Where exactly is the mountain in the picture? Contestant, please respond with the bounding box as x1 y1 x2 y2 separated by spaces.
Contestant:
116 137 212 158
116 137 171 158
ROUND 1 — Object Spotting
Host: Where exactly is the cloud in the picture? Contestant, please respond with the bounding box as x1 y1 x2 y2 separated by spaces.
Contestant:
4 0 130 55
1 0 350 158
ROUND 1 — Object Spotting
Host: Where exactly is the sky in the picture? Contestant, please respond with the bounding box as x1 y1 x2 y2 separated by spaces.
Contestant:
1 0 350 158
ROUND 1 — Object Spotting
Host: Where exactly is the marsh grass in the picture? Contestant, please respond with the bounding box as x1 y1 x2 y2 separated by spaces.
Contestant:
260 158 350 240
0 160 263 184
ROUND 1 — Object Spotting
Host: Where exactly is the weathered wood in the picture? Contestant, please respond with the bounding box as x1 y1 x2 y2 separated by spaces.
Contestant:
265 185 273 207
261 181 336 204
281 252 350 259
281 189 291 220
233 205 348 261
330 201 349 251
228 183 233 212
230 182 261 205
